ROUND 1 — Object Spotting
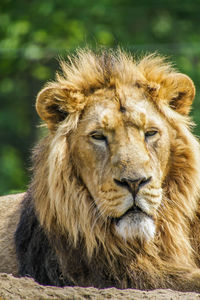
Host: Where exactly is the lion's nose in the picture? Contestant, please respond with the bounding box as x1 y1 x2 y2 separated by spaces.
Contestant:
114 176 152 196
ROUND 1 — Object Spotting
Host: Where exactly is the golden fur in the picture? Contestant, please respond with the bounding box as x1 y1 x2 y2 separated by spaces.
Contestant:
33 50 200 290
1 49 200 291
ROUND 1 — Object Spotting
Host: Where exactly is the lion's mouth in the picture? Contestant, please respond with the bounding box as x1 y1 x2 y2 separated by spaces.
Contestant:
114 205 149 223
114 204 156 241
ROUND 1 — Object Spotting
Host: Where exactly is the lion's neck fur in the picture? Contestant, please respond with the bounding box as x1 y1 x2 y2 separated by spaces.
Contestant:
156 122 200 266
30 113 200 288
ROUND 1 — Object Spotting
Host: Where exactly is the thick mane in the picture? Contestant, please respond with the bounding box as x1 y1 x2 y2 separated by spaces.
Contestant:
157 125 200 266
39 49 194 117
57 50 173 92
30 50 200 289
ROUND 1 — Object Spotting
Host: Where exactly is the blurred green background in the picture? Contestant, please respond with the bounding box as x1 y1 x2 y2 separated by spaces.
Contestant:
1 0 200 195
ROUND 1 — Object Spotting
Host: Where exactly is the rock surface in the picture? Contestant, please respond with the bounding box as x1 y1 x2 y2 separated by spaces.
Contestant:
0 273 200 300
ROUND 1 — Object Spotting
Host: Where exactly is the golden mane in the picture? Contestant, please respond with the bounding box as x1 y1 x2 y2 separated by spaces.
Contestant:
28 49 200 289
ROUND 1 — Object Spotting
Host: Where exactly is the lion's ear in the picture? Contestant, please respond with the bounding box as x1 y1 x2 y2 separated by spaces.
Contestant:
36 87 69 131
165 73 195 115
36 86 85 131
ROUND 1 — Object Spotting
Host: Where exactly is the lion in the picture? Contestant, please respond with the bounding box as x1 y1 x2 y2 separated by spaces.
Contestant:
1 49 200 292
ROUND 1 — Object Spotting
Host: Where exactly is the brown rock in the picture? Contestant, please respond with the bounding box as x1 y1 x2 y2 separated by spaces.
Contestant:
0 273 200 300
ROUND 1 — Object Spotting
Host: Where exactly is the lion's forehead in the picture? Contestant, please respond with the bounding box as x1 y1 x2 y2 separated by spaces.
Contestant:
94 102 122 129
86 96 162 131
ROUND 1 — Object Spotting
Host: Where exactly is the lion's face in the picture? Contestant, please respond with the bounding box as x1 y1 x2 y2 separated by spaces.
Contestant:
70 87 171 241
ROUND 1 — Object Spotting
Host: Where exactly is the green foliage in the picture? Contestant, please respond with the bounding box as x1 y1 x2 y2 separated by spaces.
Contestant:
1 0 200 195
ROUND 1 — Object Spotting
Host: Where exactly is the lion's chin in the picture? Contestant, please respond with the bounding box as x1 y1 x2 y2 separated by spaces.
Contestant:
115 210 155 242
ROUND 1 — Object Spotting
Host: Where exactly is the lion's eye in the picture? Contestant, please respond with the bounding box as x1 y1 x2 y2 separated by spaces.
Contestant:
145 130 158 139
90 131 107 141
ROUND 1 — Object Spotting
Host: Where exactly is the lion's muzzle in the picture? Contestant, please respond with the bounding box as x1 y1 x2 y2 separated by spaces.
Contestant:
114 176 152 198
113 176 157 241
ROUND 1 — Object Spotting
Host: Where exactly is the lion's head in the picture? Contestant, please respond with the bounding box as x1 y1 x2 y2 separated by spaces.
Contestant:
67 85 170 242
33 50 200 259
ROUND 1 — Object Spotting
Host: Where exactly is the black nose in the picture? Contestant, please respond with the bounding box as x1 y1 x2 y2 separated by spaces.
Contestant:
114 176 151 196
